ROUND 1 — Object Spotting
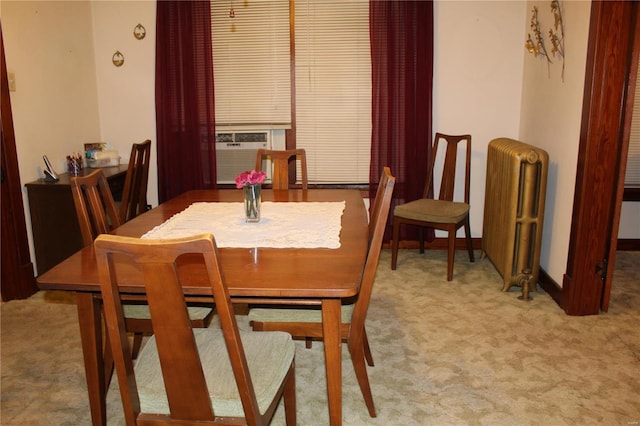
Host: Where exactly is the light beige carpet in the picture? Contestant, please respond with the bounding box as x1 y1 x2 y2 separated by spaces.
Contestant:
2 250 639 425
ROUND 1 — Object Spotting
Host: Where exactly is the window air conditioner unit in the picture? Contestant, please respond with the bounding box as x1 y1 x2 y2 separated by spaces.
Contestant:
215 130 270 184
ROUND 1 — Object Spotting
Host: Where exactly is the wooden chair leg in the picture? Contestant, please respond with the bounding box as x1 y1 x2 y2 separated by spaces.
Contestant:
363 328 374 367
464 218 475 262
418 227 425 254
391 218 401 270
348 338 376 417
131 332 144 359
446 229 456 281
283 364 297 426
305 337 313 349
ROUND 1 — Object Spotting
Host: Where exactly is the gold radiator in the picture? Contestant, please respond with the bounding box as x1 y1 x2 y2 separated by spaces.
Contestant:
482 138 548 299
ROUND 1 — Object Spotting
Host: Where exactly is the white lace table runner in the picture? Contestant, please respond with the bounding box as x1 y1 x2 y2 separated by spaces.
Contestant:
141 201 345 248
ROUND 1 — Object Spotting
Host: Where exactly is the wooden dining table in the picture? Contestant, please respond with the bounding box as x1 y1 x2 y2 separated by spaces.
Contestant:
36 188 369 426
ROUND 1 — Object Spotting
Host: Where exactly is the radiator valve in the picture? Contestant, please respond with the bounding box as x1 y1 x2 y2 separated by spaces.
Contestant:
516 269 534 301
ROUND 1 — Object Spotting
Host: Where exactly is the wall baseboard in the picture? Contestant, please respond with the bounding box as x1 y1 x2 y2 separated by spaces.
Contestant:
616 239 640 251
385 238 640 251
383 237 482 250
537 267 563 309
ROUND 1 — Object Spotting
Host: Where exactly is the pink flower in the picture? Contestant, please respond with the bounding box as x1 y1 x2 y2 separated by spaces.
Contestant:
235 170 266 188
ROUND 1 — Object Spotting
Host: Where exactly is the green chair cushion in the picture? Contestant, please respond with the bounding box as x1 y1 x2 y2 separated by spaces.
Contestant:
248 304 354 324
134 329 295 418
123 305 212 321
394 199 469 223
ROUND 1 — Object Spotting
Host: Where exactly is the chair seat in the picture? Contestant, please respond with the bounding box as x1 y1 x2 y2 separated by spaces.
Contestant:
248 304 354 323
135 329 295 418
123 304 212 321
394 199 469 223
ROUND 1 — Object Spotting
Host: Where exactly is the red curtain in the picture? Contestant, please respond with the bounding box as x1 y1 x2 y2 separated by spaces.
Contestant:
155 1 217 203
369 1 434 241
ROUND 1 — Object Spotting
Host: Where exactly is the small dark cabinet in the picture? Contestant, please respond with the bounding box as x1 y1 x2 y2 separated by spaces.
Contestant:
25 165 128 275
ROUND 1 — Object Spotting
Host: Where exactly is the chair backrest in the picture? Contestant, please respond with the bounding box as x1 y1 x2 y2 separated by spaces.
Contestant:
119 139 151 223
255 148 308 190
70 169 121 248
94 233 264 424
350 167 395 337
368 166 392 239
423 133 471 203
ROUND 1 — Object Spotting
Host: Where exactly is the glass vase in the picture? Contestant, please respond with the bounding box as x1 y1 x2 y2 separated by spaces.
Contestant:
244 183 261 222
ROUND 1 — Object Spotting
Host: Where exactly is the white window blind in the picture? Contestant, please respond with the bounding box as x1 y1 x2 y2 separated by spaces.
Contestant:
211 1 291 127
626 55 640 187
295 0 371 183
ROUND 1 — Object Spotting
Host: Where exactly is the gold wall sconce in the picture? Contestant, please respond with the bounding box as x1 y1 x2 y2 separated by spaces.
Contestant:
112 51 124 67
134 23 146 40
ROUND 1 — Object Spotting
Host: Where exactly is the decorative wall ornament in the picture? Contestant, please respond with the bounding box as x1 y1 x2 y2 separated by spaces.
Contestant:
112 51 124 67
549 0 565 81
133 23 146 40
525 1 566 81
525 6 552 74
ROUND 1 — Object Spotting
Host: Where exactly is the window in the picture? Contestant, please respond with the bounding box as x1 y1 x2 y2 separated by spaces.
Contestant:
295 0 371 183
210 0 371 182
211 1 291 127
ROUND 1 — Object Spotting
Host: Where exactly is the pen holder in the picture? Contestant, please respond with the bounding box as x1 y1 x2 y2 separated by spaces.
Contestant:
67 157 82 176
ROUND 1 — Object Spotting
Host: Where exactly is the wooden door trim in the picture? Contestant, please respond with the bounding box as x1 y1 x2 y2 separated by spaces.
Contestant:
562 1 637 315
604 2 640 309
1 24 37 300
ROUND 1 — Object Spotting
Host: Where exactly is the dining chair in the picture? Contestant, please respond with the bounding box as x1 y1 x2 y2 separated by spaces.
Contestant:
390 133 475 281
248 166 395 418
70 169 213 359
119 139 151 223
94 233 297 426
255 148 308 189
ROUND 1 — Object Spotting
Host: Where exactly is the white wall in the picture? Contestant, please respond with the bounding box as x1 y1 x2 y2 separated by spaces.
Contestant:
519 0 591 282
619 202 640 238
434 1 526 238
91 1 158 208
3 1 102 174
2 0 102 274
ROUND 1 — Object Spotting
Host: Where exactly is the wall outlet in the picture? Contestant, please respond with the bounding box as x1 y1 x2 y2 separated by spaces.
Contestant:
8 72 16 92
